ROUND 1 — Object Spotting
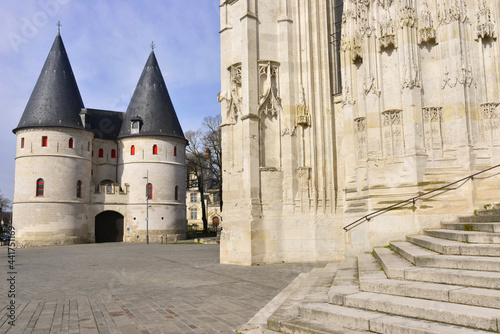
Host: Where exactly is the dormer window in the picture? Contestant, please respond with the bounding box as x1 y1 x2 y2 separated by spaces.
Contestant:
131 116 143 134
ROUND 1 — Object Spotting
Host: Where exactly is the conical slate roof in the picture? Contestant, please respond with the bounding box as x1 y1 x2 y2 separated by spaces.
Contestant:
118 50 185 140
13 34 84 133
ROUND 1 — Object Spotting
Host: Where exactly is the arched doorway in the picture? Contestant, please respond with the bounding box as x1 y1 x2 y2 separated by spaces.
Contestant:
95 211 124 243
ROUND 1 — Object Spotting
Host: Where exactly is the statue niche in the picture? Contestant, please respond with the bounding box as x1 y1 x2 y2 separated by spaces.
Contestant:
258 61 282 170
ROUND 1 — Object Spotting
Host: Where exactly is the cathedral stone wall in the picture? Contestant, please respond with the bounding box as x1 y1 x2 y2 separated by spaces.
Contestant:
220 0 500 264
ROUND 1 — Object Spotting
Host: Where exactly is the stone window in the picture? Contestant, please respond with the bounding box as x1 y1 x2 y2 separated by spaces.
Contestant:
21 138 25 149
111 149 116 158
190 208 197 220
190 193 197 202
131 145 135 155
42 136 48 147
36 178 44 197
146 183 153 200
174 146 177 157
330 0 343 94
175 186 179 200
76 180 82 198
98 149 103 158
69 138 74 149
153 145 158 155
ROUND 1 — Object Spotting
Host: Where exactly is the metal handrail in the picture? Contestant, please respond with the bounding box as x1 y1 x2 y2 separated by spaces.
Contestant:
343 163 500 231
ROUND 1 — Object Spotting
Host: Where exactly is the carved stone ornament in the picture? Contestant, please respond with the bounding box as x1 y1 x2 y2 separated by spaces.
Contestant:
363 74 381 96
378 14 397 51
481 102 500 120
218 63 242 124
382 109 402 127
281 127 297 137
258 61 283 118
423 107 442 122
297 167 311 192
342 83 356 107
475 0 496 41
377 0 393 8
296 86 310 126
399 5 417 28
438 0 469 26
418 2 437 44
402 62 421 90
354 117 367 161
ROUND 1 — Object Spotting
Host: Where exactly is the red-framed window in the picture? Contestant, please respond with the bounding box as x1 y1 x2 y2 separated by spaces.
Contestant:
21 138 25 148
174 146 177 156
111 149 116 158
175 186 179 200
42 136 48 147
76 180 82 198
69 138 74 148
36 178 44 197
131 145 135 155
153 145 158 155
98 148 103 158
146 183 153 200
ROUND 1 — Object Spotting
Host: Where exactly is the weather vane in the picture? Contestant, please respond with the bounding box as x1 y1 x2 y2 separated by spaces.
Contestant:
151 41 155 51
57 21 61 35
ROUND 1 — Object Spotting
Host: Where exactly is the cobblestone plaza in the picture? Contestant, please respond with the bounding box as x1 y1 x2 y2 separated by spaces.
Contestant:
0 243 323 333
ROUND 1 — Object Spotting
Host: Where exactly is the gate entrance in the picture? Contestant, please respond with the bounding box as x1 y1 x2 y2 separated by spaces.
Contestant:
95 211 124 243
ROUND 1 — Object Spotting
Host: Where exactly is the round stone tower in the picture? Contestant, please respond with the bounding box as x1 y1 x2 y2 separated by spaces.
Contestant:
12 33 93 246
117 50 187 242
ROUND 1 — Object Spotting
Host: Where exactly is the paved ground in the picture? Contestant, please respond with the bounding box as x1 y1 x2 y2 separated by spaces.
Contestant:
0 243 326 333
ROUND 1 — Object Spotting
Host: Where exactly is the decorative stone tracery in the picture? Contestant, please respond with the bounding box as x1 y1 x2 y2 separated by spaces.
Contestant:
296 86 310 126
475 0 496 41
354 117 367 161
422 107 443 155
258 61 282 118
481 103 500 144
218 63 242 125
418 2 437 44
382 109 404 157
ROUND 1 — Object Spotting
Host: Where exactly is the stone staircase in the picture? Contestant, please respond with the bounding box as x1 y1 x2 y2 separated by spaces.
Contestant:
241 208 500 333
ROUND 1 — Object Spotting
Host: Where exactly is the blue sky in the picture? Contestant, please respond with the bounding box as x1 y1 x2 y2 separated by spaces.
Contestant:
0 0 221 202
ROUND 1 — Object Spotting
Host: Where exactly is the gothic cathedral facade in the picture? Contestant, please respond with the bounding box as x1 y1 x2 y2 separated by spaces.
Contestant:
219 0 500 264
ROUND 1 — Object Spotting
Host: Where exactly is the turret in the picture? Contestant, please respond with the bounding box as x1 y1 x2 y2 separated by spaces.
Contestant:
12 33 93 246
117 48 188 242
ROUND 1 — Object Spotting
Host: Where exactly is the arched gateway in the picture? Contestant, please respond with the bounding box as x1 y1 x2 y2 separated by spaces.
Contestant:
95 211 124 243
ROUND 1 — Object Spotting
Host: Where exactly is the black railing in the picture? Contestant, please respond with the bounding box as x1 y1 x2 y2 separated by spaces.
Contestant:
343 163 500 231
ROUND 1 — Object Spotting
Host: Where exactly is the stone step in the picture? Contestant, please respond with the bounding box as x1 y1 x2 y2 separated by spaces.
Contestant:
391 241 500 272
343 291 500 331
299 303 495 334
360 278 500 309
476 208 500 217
443 222 500 232
424 228 500 243
458 214 500 223
279 318 370 334
407 235 500 256
372 247 414 279
328 257 360 305
404 267 500 289
267 268 325 332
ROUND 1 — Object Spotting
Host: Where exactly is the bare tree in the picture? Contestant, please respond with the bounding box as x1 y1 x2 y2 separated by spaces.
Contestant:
186 130 209 232
202 115 222 211
0 191 12 232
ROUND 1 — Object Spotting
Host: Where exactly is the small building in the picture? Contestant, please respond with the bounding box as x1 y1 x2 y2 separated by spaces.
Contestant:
12 32 188 246
186 172 222 231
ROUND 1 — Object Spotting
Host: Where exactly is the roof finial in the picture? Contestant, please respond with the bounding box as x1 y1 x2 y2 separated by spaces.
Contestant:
151 41 155 52
57 21 61 35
